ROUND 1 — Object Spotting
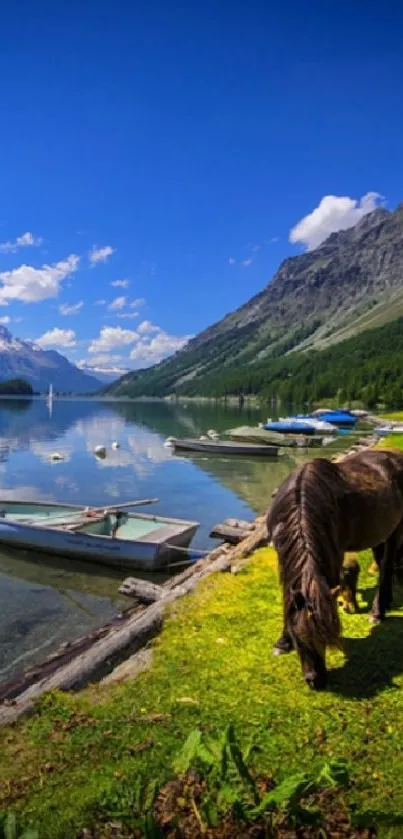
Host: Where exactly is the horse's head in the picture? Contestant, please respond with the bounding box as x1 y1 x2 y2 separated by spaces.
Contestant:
287 591 327 690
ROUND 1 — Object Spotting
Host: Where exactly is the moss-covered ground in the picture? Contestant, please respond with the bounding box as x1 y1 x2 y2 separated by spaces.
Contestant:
2 544 403 837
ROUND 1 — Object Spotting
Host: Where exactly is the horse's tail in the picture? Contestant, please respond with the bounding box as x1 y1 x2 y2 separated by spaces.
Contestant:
272 459 343 648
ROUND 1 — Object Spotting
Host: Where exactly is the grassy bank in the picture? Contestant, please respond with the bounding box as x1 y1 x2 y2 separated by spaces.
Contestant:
1 544 403 837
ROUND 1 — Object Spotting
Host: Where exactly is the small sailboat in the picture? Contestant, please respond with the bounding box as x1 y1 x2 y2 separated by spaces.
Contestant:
46 383 53 404
46 383 54 416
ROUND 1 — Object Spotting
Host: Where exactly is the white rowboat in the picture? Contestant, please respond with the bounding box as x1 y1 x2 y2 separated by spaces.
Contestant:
0 501 199 571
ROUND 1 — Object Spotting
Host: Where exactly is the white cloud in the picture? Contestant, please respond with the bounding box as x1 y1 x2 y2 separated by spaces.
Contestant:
111 278 130 288
59 300 84 315
0 231 43 254
36 328 77 348
0 254 79 304
89 326 138 353
137 320 160 335
116 312 138 319
0 316 10 325
79 354 123 366
241 258 253 267
270 236 280 243
130 297 145 308
108 295 126 311
228 257 236 265
289 191 383 251
88 245 115 266
94 299 106 305
129 328 192 366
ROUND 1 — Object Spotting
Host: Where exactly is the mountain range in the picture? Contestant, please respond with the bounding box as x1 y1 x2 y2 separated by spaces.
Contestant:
0 327 102 393
103 203 403 399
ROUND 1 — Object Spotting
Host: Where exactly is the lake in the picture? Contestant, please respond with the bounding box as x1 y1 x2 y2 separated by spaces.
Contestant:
0 397 354 682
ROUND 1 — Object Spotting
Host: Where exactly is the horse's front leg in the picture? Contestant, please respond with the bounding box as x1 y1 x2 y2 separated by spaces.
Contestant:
371 536 396 622
273 624 294 655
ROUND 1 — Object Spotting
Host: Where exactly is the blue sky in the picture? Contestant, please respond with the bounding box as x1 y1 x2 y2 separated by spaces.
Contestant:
0 1 403 372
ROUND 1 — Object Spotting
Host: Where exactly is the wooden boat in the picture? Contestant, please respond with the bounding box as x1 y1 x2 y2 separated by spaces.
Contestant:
0 501 199 571
170 437 278 457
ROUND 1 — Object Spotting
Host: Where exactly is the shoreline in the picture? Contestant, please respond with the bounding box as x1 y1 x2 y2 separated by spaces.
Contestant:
0 428 379 727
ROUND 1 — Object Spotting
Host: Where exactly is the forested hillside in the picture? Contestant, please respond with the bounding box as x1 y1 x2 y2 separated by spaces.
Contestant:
105 316 403 407
103 204 403 402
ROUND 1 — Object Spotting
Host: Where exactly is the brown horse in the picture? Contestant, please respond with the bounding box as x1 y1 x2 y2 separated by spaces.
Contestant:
268 448 403 691
338 556 360 614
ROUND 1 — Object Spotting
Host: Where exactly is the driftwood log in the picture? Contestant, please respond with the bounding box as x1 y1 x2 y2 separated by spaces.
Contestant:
210 517 256 545
0 517 267 726
119 578 165 603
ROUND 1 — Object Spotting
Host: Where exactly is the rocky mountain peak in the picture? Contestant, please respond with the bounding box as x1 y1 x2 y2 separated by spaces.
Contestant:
103 200 403 398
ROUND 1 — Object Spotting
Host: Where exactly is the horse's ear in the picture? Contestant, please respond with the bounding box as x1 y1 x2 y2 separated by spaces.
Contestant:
289 591 308 613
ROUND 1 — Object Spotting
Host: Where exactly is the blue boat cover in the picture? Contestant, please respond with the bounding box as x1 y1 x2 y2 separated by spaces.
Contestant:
313 411 357 425
263 421 316 434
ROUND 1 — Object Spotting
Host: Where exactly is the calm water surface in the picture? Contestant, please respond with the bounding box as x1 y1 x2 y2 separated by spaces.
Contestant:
0 398 354 681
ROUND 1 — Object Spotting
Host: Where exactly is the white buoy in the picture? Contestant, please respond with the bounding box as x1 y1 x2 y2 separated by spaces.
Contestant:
111 441 120 449
94 445 107 457
49 452 65 462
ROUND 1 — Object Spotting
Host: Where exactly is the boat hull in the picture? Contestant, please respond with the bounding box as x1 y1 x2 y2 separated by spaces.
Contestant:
310 410 358 427
264 422 316 435
171 438 278 456
0 501 199 571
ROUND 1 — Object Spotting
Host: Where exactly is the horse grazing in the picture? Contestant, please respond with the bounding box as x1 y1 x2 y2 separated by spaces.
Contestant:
268 448 403 691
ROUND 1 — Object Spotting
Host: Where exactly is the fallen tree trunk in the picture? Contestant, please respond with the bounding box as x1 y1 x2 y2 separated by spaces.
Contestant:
119 578 164 603
209 524 249 545
0 521 267 727
210 517 256 545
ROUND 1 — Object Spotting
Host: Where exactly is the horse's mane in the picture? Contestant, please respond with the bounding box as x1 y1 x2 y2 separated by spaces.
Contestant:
268 458 346 646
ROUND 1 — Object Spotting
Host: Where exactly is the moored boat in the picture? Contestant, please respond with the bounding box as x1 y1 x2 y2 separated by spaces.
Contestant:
0 501 199 571
292 415 337 432
264 420 317 435
170 437 279 456
374 424 403 436
310 409 358 426
226 425 325 448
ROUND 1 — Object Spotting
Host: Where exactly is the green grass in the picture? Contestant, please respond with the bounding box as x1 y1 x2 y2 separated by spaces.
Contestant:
381 411 403 421
375 418 403 451
2 548 403 836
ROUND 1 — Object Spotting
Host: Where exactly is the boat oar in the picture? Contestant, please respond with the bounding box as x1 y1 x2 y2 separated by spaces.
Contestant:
19 498 160 526
85 498 159 514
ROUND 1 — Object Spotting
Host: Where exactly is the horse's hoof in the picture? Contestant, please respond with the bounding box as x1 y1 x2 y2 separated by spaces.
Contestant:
369 614 383 625
272 646 289 656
